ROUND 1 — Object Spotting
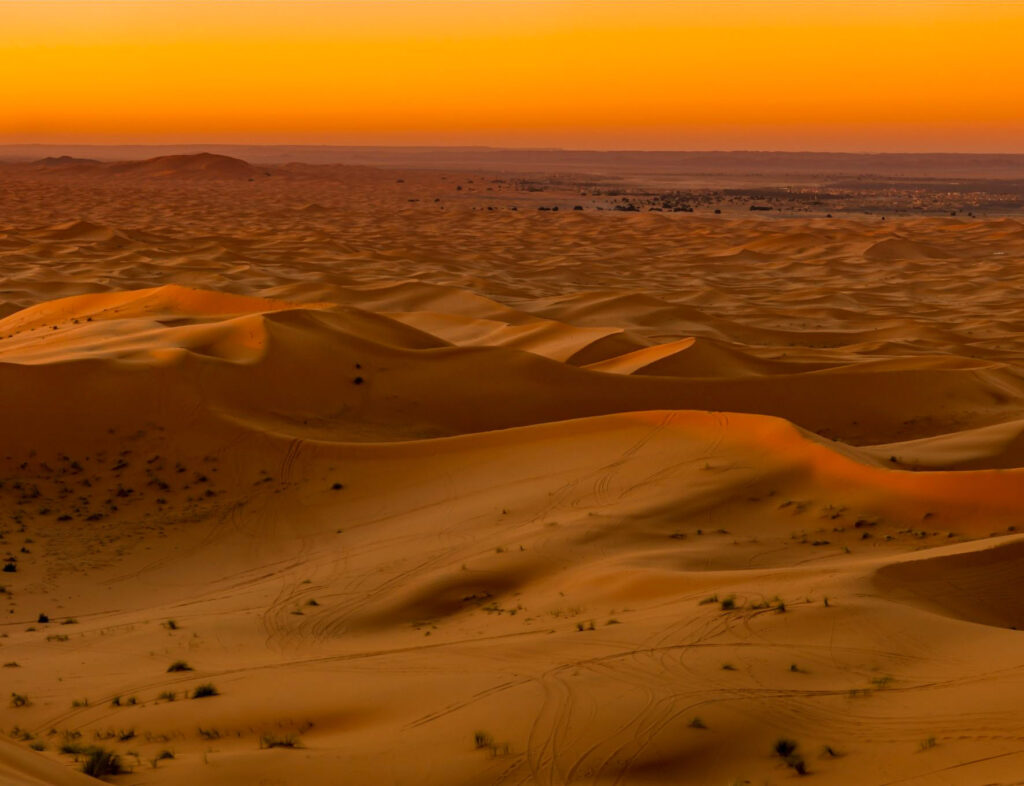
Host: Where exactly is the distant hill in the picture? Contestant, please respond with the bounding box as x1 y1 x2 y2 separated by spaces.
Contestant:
9 152 266 181
107 153 264 180
31 155 103 167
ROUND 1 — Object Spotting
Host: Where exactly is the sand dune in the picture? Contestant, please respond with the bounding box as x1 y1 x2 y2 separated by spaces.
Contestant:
3 164 1024 784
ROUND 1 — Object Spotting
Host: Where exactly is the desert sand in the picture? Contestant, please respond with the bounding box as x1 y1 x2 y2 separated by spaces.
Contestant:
2 153 1024 785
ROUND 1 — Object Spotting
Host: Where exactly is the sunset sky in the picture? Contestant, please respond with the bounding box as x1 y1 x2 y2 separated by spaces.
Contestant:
2 0 1023 151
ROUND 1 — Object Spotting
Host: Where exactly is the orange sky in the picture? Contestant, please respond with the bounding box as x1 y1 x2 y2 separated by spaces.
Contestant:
2 0 1023 151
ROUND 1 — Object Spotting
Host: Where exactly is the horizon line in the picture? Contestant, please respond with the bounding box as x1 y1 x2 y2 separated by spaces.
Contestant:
4 143 1024 157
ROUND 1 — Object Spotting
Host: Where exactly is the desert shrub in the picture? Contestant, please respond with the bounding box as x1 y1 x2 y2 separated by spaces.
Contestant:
82 747 124 778
166 660 193 672
720 596 736 611
150 749 175 768
10 692 29 707
688 717 707 729
157 691 176 702
259 733 300 749
773 739 806 775
192 683 218 699
474 731 493 749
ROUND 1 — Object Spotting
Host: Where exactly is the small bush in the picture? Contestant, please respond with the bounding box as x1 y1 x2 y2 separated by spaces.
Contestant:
37 613 49 623
150 749 175 768
688 717 707 729
720 596 736 611
773 739 807 775
157 691 176 702
29 740 46 751
698 594 719 605
192 683 218 699
164 620 178 630
82 747 124 778
260 733 300 749
10 692 30 708
474 731 493 749
920 736 936 751
166 660 193 672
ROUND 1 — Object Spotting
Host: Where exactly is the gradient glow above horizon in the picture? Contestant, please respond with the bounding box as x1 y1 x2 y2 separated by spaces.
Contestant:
3 1 1024 152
